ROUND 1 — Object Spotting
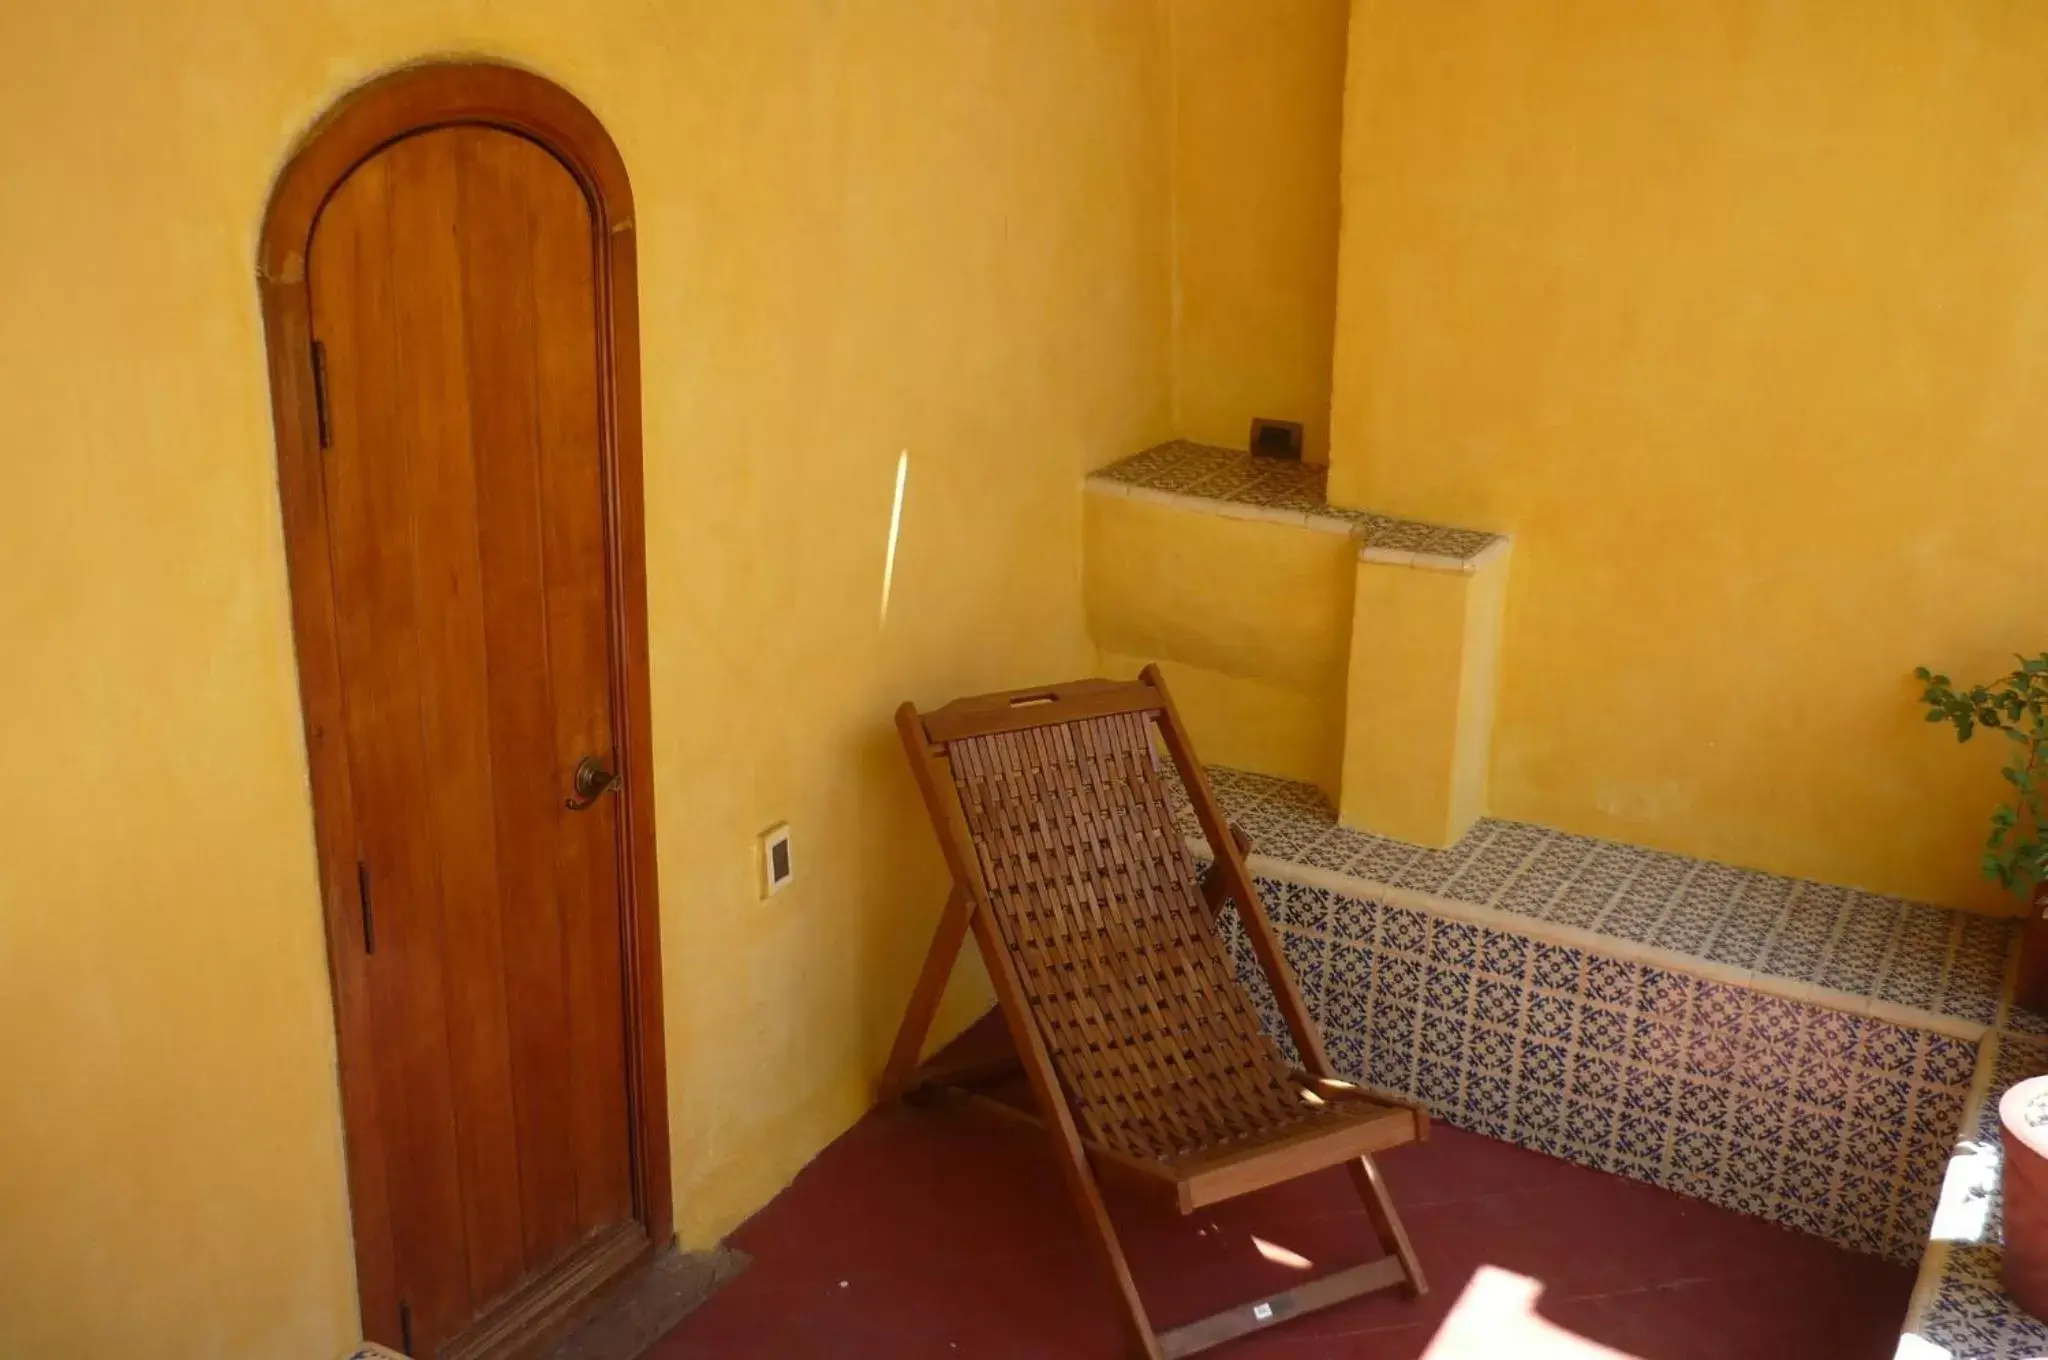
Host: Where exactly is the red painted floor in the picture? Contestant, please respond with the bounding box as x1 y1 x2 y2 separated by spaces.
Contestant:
650 1083 1914 1360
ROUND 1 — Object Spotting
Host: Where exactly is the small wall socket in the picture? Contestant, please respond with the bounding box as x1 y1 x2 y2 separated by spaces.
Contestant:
1248 417 1305 460
761 823 793 897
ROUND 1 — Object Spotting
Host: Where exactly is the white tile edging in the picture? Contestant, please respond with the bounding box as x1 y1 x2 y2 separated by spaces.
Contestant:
1895 1031 2005 1346
1191 834 1991 1044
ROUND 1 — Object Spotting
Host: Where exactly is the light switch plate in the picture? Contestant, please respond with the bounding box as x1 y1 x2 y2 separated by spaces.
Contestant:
761 822 793 897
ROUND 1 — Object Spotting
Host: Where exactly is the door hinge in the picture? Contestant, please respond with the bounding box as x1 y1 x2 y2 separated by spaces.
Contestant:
398 1299 414 1355
357 859 375 955
310 338 332 449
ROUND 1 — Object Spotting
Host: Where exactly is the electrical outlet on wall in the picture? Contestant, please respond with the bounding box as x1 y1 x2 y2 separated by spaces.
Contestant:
760 823 793 897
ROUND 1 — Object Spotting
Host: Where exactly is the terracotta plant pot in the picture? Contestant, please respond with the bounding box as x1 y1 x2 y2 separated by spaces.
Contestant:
2002 1075 2048 1318
2019 883 2048 1015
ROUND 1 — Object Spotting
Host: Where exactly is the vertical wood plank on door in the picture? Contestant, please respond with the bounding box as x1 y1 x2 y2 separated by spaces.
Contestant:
527 140 637 1235
456 130 585 1269
383 129 529 1313
310 151 480 1345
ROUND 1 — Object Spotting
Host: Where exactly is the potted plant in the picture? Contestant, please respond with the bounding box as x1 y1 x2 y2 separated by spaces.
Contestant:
1917 655 2048 1007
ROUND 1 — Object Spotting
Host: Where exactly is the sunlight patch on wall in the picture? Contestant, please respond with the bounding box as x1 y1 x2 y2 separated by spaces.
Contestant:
880 449 909 626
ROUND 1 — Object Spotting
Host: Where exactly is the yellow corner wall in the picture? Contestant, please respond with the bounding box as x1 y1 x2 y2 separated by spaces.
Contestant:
1169 0 1349 460
1085 491 1354 795
1329 0 2048 912
0 3 1170 1356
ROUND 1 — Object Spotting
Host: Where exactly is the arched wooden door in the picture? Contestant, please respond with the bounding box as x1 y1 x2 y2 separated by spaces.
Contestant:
259 65 669 1360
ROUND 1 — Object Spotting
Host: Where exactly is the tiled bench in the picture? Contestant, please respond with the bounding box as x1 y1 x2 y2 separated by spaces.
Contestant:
1163 766 2020 1266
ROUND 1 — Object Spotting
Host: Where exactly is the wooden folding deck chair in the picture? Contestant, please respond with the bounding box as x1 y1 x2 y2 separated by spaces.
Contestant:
883 666 1428 1360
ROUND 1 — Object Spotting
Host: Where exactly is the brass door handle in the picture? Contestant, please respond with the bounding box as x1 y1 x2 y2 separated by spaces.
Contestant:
565 755 621 811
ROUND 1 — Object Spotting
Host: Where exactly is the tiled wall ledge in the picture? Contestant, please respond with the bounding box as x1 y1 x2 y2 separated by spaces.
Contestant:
1166 765 2021 1264
1086 441 1508 574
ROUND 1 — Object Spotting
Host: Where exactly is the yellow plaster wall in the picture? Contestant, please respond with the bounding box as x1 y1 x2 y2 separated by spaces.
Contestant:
0 3 1171 1356
1085 491 1353 795
1330 0 2048 910
1169 0 1349 459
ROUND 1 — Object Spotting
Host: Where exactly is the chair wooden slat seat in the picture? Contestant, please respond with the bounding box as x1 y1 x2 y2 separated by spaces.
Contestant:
884 667 1428 1360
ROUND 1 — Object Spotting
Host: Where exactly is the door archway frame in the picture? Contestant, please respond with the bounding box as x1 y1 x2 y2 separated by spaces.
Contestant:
257 61 670 1350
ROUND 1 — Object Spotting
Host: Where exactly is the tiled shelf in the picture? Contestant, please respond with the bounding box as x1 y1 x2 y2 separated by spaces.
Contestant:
1088 441 1506 570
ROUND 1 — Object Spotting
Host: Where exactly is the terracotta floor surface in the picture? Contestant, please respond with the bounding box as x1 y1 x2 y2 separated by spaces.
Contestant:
647 1085 1915 1359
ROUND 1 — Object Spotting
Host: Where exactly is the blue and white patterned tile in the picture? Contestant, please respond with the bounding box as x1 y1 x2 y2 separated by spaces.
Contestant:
1473 975 1525 1030
2007 1002 2048 1038
1653 862 1744 955
1945 919 2020 1026
1376 953 1425 1007
1298 826 1372 875
1495 832 1594 919
1701 873 1798 970
1477 927 1531 984
1530 941 1584 994
1525 990 1578 1043
1379 905 1428 958
1514 1035 1568 1093
1325 1029 1366 1081
1419 1005 1470 1062
1350 836 1424 886
1439 821 1544 906
1428 918 1482 969
1911 1243 2048 1360
1393 841 1484 895
1567 1052 1626 1105
1759 884 1850 983
1545 844 1642 929
1328 891 1377 948
1818 892 1906 996
1575 1004 1631 1061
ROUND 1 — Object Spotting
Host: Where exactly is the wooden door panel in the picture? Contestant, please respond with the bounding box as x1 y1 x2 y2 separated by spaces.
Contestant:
307 121 635 1355
522 143 637 1238
382 128 530 1318
456 129 600 1271
309 148 481 1343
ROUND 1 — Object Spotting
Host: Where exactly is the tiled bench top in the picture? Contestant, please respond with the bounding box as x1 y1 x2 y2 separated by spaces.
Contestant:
1088 441 1507 567
1167 766 2020 1036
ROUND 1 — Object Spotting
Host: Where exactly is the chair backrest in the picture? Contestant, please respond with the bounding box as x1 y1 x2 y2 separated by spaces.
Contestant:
943 709 1309 1162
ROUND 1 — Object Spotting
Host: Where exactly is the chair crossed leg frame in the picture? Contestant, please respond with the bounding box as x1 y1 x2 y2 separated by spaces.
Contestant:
885 672 1427 1360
